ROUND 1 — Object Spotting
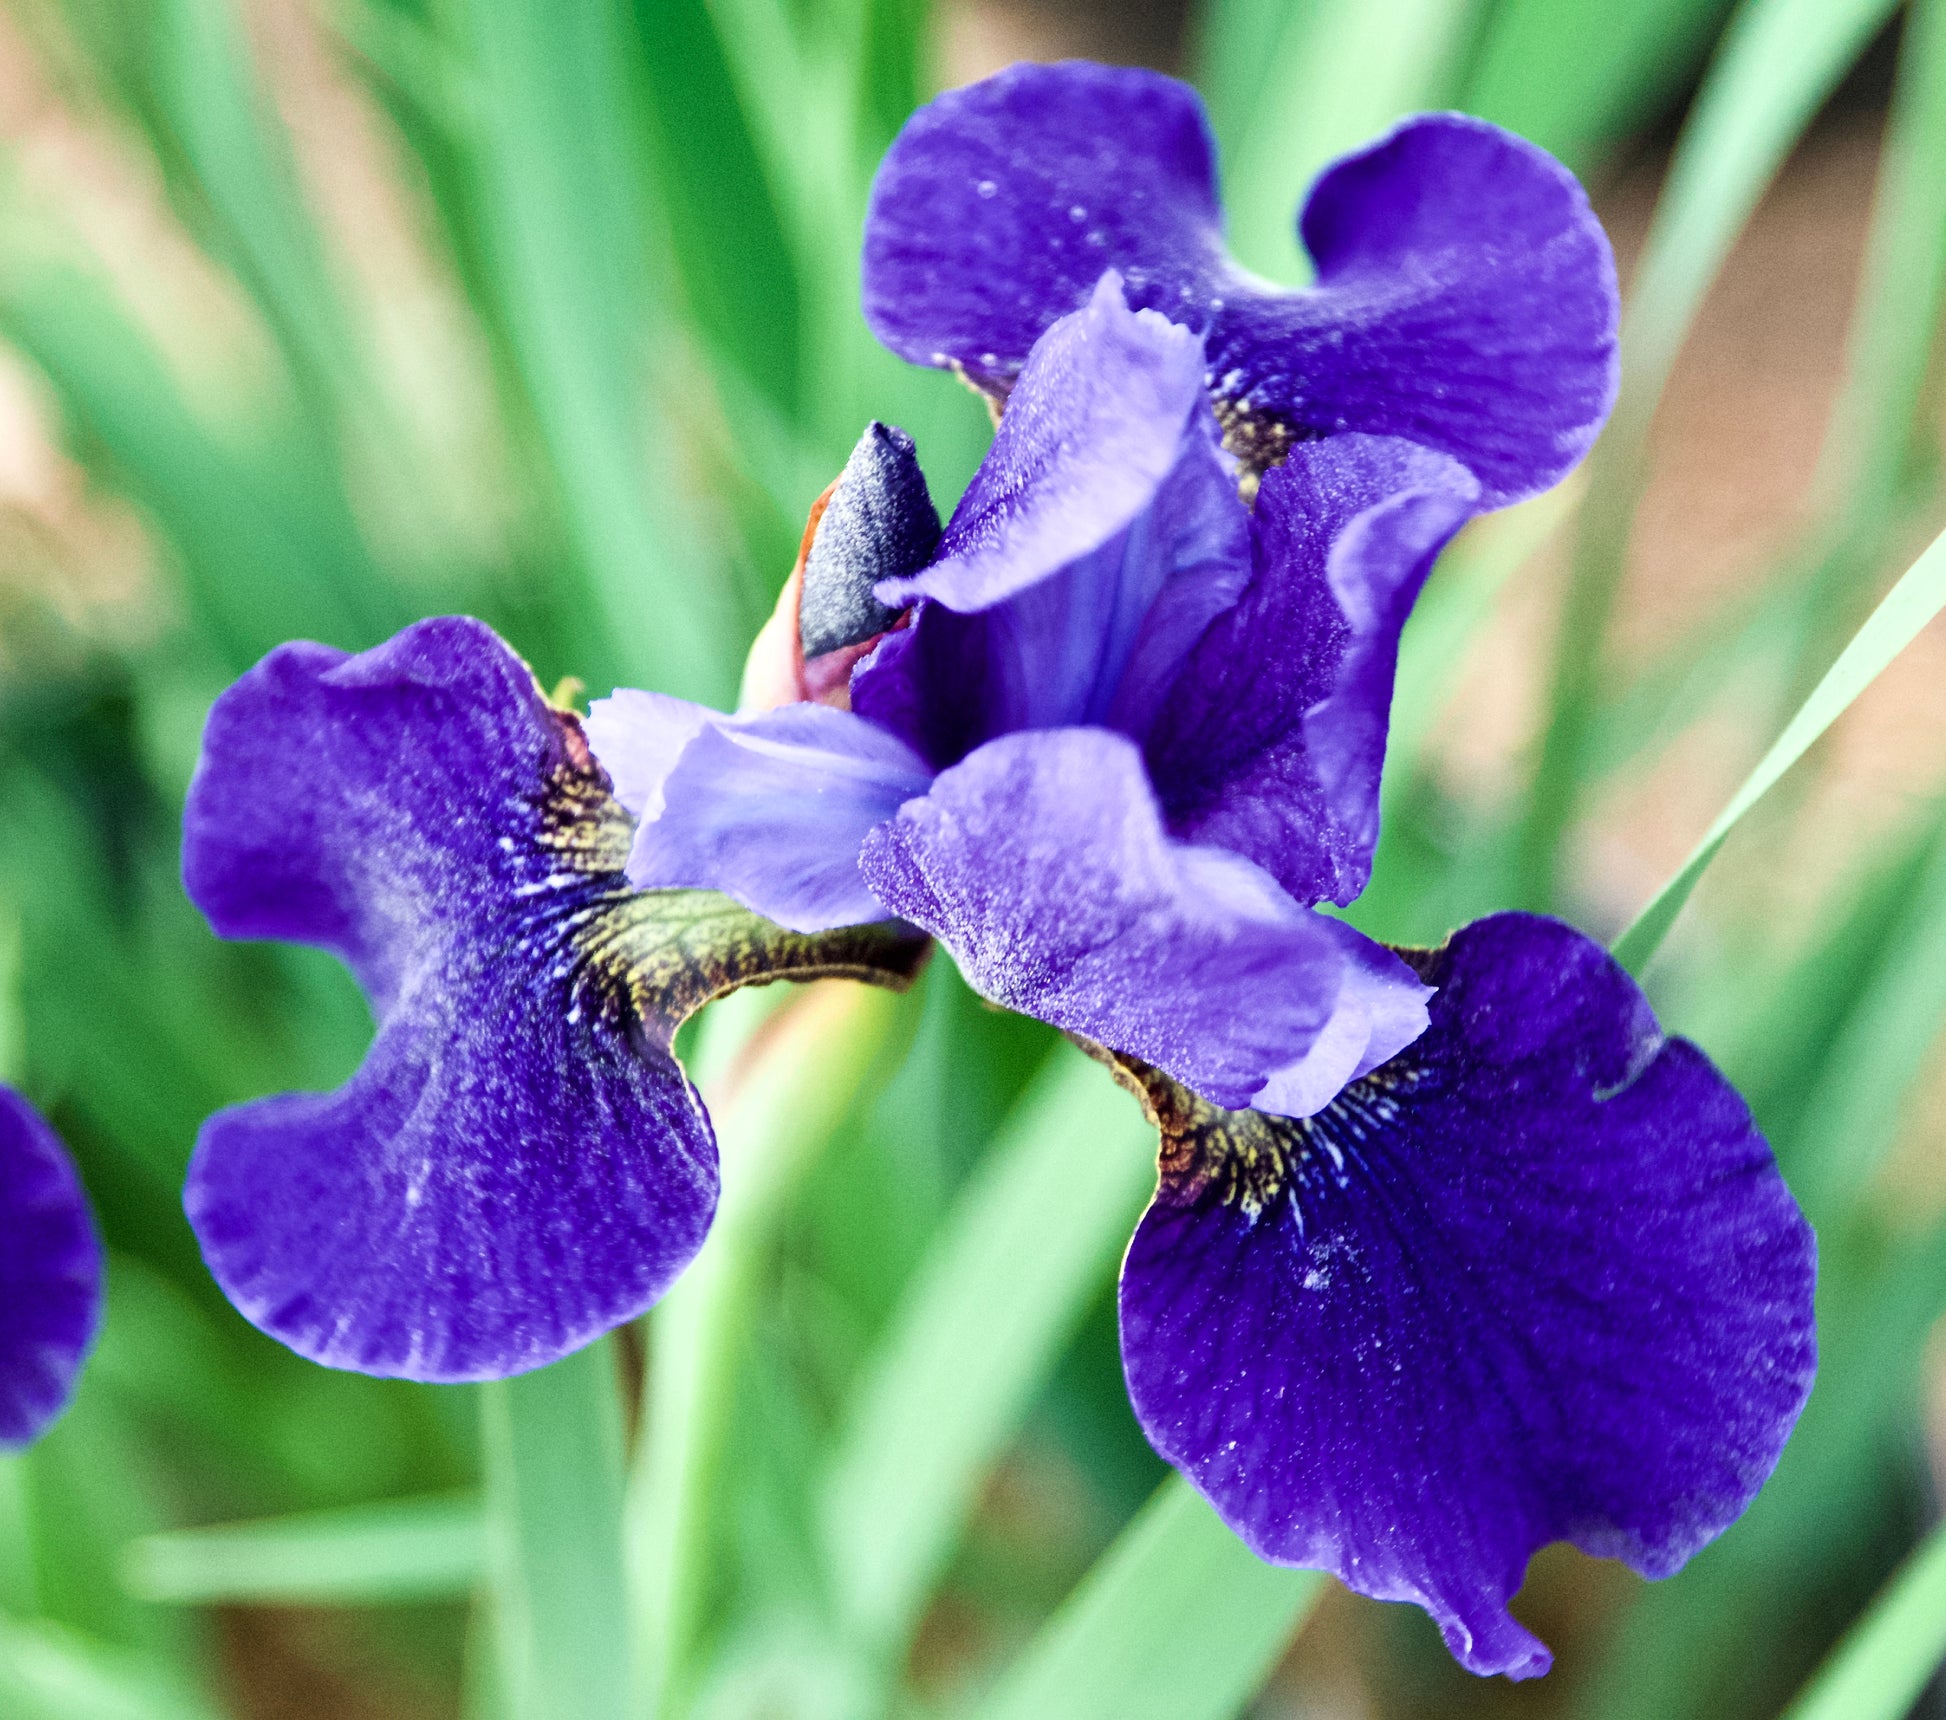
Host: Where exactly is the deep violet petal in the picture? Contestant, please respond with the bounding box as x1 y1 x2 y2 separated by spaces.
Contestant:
862 65 1617 506
876 274 1207 615
1208 113 1619 506
0 1087 102 1449
182 618 921 1380
853 403 1250 768
861 62 1226 391
1146 434 1478 906
1116 913 1817 1678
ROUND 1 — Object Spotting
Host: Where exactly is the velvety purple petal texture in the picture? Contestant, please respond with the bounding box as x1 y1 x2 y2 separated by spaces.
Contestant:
861 63 1617 506
860 728 1352 1107
182 618 920 1381
0 1087 102 1449
877 274 1205 615
622 703 934 932
862 62 1225 395
1117 913 1817 1678
1145 435 1478 906
1212 114 1620 507
853 402 1249 769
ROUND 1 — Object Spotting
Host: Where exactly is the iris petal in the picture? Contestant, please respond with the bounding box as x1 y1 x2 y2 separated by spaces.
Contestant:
862 62 1225 394
1115 913 1816 1678
875 273 1207 615
183 618 923 1381
0 1087 101 1449
1146 434 1478 906
853 394 1250 769
859 727 1355 1108
621 703 934 933
861 64 1617 506
1212 113 1620 507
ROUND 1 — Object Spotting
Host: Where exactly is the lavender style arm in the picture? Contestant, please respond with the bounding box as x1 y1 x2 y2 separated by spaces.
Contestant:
1113 914 1816 1677
859 727 1428 1111
862 62 1617 505
182 618 923 1381
0 1086 102 1448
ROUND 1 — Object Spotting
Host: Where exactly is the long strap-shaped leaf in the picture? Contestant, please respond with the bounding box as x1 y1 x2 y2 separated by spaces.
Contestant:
481 1344 631 1720
973 1476 1324 1720
122 1495 483 1606
820 1044 1154 1664
1612 525 1946 974
1778 1516 1946 1720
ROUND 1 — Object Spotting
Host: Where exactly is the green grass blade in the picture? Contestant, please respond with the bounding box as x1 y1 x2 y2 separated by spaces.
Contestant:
1612 524 1946 973
1519 0 1899 906
1779 1515 1946 1720
628 984 914 1717
1218 0 1479 282
1462 0 1737 174
481 1345 631 1720
1784 827 1946 1216
1625 0 1901 421
461 0 735 699
0 1619 217 1720
1811 0 1946 523
122 1494 483 1605
819 1043 1153 1661
973 1475 1324 1720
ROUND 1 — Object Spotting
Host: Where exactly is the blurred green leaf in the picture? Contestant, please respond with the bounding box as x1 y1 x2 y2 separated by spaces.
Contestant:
459 0 736 698
819 1043 1153 1663
1463 0 1739 174
1612 522 1946 973
123 1493 482 1604
1214 0 1480 281
481 1345 631 1720
628 984 917 1717
1521 0 1902 906
0 1618 217 1720
973 1475 1324 1720
1779 1513 1946 1720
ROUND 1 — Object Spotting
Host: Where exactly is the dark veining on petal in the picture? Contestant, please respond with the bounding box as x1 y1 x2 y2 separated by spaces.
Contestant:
1077 935 1440 1221
533 705 929 1043
1087 1038 1430 1222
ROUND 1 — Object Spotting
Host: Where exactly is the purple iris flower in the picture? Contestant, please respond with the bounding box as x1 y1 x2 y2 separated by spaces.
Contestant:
861 61 1619 509
0 1086 103 1448
577 275 1812 1677
172 75 1815 1683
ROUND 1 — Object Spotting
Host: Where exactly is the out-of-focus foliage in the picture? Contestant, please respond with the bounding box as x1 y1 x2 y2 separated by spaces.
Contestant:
1 0 1945 1715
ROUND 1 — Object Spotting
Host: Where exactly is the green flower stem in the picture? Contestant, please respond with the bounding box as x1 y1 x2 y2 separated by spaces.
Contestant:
627 981 915 1718
480 1343 632 1720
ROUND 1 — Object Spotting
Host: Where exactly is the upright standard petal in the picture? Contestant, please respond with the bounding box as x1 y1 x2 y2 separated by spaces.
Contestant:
875 273 1206 615
0 1088 102 1448
1146 435 1478 906
861 62 1226 394
861 64 1617 506
624 702 935 933
859 728 1349 1108
854 414 1249 768
1115 914 1816 1678
183 618 923 1381
1209 114 1619 506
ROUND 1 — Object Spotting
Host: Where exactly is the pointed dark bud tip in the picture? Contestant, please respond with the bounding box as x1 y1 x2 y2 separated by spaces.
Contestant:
800 422 941 659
